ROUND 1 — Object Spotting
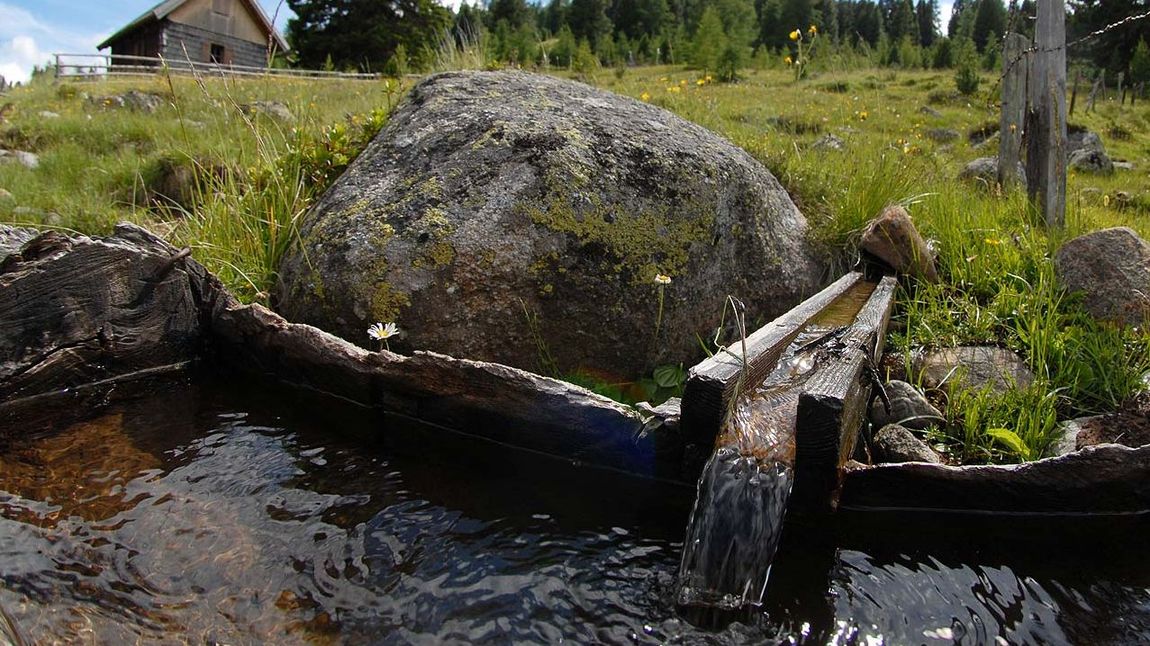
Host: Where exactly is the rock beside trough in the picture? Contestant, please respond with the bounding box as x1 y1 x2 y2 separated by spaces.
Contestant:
870 380 943 430
859 204 938 282
1054 227 1150 325
275 71 823 376
872 424 941 464
915 346 1034 393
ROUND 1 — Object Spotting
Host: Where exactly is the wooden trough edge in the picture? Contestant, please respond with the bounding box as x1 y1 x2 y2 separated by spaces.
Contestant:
680 272 865 448
791 275 898 512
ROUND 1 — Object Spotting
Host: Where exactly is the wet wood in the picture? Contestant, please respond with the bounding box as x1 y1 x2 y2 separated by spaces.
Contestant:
839 444 1150 515
208 303 670 479
680 272 864 449
790 275 898 512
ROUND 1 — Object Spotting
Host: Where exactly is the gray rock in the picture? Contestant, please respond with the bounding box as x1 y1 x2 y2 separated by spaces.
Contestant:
873 424 941 464
91 90 164 113
0 150 38 169
811 134 845 151
38 111 59 119
918 105 942 118
1068 148 1114 174
1114 160 1135 171
959 156 1027 190
1064 128 1114 173
638 396 682 435
1054 227 1150 325
1053 416 1105 456
924 127 959 143
0 188 12 203
240 101 294 121
916 346 1034 393
870 380 943 430
859 204 938 282
0 224 37 261
275 71 823 376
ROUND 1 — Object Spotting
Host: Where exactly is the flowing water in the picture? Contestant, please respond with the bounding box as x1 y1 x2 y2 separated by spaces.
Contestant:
0 375 1147 644
677 281 880 614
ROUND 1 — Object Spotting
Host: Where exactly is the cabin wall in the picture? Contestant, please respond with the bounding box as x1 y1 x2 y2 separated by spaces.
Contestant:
160 20 269 68
168 0 267 45
108 23 164 64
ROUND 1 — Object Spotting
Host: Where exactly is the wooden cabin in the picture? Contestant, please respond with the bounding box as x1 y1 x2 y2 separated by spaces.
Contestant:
97 0 289 69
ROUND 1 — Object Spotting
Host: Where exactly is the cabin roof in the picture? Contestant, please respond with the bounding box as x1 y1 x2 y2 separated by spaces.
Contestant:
97 0 290 53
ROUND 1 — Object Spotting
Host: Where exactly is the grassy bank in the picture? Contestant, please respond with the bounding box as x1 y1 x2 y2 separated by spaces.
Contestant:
2 66 1148 463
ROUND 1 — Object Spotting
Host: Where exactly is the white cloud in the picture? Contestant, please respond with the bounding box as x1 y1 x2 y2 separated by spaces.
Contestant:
0 3 105 83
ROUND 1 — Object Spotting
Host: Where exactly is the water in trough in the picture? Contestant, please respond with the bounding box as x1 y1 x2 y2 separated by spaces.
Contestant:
0 374 1147 644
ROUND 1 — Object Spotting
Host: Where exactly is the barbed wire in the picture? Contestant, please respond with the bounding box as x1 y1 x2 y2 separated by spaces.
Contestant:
985 6 1150 107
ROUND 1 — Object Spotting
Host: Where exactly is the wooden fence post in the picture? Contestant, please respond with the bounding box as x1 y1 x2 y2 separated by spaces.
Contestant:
1069 69 1081 115
1026 0 1067 229
1119 71 1126 105
999 33 1029 189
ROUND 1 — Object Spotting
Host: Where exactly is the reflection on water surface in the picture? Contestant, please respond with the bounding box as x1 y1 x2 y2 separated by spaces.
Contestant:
0 376 1146 644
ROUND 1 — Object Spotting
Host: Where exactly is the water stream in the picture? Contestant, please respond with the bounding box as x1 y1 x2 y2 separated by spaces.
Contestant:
676 281 879 615
0 369 1147 643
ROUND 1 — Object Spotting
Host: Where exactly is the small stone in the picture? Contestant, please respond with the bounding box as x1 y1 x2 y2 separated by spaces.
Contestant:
859 204 938 282
918 105 942 118
872 424 941 464
1068 148 1114 174
39 110 59 119
870 380 943 430
1054 227 1150 326
924 127 959 143
0 150 38 169
1114 160 1135 171
0 188 13 202
811 134 845 151
1054 416 1104 455
240 100 294 121
915 346 1034 393
959 156 1027 191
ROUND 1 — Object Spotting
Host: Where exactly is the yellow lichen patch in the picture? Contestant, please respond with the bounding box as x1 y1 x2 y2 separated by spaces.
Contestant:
526 195 713 284
370 281 411 323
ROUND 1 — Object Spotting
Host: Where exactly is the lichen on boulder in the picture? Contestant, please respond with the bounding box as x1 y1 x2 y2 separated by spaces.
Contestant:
275 71 823 377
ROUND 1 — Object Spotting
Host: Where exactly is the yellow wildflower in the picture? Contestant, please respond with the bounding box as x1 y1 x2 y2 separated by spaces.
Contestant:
809 24 818 35
640 92 651 101
790 29 801 41
696 79 705 86
1104 194 1111 207
984 238 1001 246
785 56 793 65
705 75 713 82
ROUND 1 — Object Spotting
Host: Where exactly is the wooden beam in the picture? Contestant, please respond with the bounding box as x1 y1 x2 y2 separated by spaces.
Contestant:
1026 0 1067 228
680 272 864 448
998 33 1029 189
790 275 898 512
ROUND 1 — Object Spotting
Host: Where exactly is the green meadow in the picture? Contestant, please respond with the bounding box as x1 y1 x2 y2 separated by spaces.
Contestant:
2 64 1148 464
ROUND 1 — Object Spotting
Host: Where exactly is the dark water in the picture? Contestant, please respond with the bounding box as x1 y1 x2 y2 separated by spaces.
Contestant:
1 377 1147 645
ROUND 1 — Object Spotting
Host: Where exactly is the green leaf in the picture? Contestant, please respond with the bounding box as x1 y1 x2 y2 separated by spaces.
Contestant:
986 427 1031 460
652 363 685 389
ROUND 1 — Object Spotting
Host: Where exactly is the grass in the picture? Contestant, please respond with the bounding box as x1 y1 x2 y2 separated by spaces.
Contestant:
2 64 1149 463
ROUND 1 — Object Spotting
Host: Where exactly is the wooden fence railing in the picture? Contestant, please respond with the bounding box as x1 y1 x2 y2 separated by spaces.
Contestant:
53 53 384 82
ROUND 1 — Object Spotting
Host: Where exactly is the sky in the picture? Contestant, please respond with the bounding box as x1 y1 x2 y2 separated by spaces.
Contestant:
1 0 953 85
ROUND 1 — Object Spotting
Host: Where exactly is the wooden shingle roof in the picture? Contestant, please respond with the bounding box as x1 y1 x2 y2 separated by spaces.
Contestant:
98 0 290 52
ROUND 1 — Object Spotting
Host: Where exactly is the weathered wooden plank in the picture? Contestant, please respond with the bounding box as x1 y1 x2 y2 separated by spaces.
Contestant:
209 302 672 480
790 275 898 512
998 33 1029 189
1068 69 1080 114
0 224 202 402
1025 0 1067 229
680 272 863 447
839 444 1150 515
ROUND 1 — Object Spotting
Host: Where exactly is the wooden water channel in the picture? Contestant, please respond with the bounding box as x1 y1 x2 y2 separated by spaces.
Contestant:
675 272 896 612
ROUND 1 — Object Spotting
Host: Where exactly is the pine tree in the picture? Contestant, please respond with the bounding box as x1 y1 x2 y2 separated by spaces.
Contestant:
692 6 728 73
972 0 1006 53
569 0 614 51
287 0 451 71
915 0 937 47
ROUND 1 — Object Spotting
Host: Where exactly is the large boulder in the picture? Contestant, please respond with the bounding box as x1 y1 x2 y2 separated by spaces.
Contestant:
275 71 823 376
859 204 938 282
1054 227 1150 325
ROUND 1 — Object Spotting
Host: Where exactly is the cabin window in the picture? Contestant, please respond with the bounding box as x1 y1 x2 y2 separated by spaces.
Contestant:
210 43 226 64
212 0 232 15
